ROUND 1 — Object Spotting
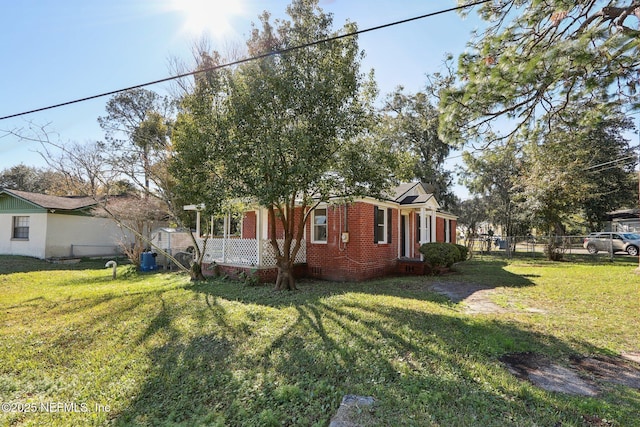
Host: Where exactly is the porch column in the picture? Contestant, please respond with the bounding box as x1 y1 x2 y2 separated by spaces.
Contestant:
397 208 401 258
222 213 228 263
420 207 427 244
195 211 201 237
256 208 263 266
419 208 427 261
430 211 437 243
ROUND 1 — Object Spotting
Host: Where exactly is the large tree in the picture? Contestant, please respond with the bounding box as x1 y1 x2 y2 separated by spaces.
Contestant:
517 107 637 236
381 88 458 210
98 88 174 194
0 164 57 193
172 0 397 289
441 0 640 144
460 141 527 239
171 51 233 280
0 163 92 196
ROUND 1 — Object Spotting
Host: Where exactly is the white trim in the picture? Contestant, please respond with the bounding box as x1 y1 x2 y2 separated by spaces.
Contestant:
375 206 389 244
430 212 437 243
256 209 263 265
445 218 451 243
311 207 328 244
361 197 397 209
437 211 458 220
419 208 427 244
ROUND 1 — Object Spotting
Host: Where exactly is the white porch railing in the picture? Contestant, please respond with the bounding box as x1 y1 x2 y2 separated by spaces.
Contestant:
197 238 306 267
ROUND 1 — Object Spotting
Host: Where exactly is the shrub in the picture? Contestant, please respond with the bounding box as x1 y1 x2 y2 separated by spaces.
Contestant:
419 242 462 270
454 244 469 261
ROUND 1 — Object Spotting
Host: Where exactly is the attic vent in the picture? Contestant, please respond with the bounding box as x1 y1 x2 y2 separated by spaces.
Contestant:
311 267 322 276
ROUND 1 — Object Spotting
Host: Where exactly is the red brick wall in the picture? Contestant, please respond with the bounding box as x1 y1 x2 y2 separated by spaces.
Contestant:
305 202 398 281
236 205 457 282
242 208 307 240
451 220 457 244
242 211 256 239
436 217 445 242
268 207 305 240
202 263 307 283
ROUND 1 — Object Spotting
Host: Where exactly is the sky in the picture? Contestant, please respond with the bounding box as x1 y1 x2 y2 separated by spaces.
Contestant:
0 0 485 198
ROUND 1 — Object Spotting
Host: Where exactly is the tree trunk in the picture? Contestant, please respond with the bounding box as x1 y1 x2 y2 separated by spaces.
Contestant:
274 259 297 291
190 261 206 281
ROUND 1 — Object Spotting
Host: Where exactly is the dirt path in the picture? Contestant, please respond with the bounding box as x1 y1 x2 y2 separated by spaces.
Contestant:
429 281 640 396
500 352 640 396
429 281 515 314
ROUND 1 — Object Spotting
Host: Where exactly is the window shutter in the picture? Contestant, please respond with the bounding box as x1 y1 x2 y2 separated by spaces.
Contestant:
387 208 392 244
373 205 378 243
449 220 454 243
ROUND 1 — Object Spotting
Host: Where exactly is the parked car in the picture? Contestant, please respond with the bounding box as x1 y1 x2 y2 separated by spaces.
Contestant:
582 232 640 256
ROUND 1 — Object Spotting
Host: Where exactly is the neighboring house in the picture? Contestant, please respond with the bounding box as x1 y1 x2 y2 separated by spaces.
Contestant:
606 208 640 233
187 183 458 282
0 188 131 259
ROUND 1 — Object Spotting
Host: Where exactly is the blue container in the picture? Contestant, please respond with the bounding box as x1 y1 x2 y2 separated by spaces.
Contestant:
140 252 157 271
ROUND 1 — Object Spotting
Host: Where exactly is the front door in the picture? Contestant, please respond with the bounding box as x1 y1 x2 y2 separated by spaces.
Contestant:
401 214 410 257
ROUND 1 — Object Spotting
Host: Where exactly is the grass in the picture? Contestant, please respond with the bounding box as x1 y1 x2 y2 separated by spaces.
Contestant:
0 255 638 426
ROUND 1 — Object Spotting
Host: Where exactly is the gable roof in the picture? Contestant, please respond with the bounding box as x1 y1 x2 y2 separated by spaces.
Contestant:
383 182 439 208
0 188 97 211
388 182 423 200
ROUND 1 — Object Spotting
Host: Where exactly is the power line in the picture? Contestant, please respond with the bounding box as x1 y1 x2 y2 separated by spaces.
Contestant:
0 0 491 122
583 155 637 171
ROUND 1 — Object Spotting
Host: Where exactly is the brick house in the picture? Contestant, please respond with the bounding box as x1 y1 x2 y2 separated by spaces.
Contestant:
189 182 457 282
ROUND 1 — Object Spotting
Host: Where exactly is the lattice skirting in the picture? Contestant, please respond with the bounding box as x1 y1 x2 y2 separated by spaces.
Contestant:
198 238 306 267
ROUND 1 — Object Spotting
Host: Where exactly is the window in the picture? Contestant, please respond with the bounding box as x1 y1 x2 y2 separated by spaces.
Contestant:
374 206 392 244
211 216 240 237
12 216 29 240
312 208 327 243
416 213 429 243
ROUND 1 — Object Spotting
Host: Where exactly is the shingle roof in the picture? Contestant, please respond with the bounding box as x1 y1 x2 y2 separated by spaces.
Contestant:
1 189 97 211
388 182 420 200
383 182 435 205
397 194 433 205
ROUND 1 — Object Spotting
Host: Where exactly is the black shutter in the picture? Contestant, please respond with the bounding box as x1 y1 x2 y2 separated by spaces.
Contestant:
373 205 378 243
387 208 392 244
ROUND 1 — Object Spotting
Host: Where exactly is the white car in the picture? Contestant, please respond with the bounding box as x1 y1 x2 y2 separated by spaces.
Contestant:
583 232 640 256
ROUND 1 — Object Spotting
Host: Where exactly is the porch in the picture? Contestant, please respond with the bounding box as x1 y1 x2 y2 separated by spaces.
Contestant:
196 237 306 267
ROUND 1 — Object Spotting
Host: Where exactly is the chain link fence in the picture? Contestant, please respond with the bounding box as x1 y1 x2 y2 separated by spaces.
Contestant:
464 235 640 261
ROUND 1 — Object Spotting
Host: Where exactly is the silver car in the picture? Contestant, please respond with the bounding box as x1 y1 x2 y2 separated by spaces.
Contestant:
583 232 640 256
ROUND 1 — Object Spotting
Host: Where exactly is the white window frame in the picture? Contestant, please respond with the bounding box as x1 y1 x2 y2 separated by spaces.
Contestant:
312 207 328 243
375 206 388 244
12 216 30 240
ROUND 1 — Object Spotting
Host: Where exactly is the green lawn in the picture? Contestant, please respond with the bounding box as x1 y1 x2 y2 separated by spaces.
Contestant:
0 255 638 426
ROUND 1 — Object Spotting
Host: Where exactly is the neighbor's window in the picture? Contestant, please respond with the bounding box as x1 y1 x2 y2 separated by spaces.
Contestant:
312 208 327 243
12 216 29 240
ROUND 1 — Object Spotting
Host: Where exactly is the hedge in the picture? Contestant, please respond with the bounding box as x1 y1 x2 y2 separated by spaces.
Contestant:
419 242 466 269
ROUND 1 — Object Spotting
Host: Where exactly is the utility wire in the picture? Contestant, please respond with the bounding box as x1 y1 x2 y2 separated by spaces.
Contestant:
0 0 491 122
583 155 637 171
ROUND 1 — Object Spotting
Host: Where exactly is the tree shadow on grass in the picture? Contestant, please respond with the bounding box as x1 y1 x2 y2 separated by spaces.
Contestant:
108 275 639 426
186 258 535 311
0 255 125 275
